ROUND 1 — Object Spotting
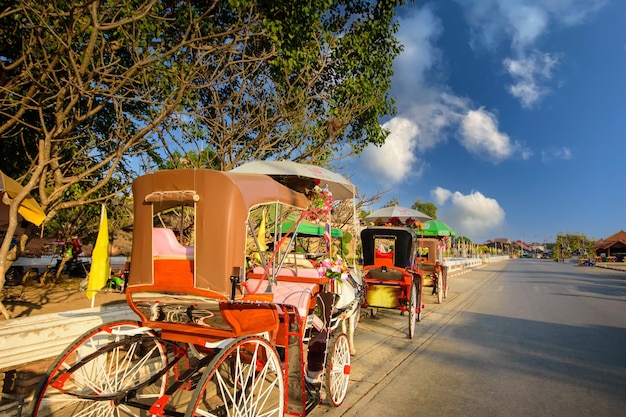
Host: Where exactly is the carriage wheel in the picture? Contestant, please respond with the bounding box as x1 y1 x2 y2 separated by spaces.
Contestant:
31 321 168 417
185 336 284 417
408 281 418 339
437 274 443 304
324 332 351 407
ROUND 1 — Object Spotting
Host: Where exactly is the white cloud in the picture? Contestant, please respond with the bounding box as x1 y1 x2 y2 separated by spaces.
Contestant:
394 6 442 97
435 187 506 241
432 186 453 206
356 6 446 185
457 0 606 107
541 147 573 163
459 0 606 51
360 117 421 184
507 4 549 49
459 108 519 162
504 51 559 108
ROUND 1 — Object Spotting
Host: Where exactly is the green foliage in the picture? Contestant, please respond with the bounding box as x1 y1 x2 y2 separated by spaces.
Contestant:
341 230 352 257
170 0 404 167
0 0 404 243
412 199 437 219
384 198 400 207
456 236 472 244
555 233 595 259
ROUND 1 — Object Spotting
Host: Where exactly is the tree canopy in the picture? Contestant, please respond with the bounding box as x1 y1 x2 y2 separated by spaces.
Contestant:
412 199 437 219
0 0 405 317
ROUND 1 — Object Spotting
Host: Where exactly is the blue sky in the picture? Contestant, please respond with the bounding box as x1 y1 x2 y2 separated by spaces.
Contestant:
345 0 625 244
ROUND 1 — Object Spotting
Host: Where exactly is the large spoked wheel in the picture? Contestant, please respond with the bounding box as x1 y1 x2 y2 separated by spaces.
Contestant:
185 336 284 417
31 321 168 417
324 332 351 407
408 281 418 339
437 274 443 304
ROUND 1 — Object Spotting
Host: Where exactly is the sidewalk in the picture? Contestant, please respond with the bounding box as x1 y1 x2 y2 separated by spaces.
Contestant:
595 261 626 273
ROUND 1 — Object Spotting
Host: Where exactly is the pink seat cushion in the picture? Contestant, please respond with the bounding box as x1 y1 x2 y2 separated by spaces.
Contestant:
152 228 194 258
245 278 316 317
252 266 320 279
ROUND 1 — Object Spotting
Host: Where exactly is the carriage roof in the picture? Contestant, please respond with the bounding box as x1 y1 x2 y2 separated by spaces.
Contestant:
128 169 308 296
361 226 418 269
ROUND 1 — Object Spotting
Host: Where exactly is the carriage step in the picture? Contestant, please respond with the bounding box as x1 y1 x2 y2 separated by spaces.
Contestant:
305 379 322 414
184 372 204 391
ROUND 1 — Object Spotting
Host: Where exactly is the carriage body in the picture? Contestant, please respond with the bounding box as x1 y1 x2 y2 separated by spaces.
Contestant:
415 237 448 301
360 226 423 338
32 169 352 417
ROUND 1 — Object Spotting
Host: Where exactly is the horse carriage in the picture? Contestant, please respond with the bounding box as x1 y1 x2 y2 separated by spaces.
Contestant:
31 168 361 416
415 237 448 304
359 226 423 339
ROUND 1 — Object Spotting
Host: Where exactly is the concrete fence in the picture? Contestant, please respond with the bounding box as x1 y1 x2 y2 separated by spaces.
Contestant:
0 304 139 372
0 305 139 416
444 255 509 277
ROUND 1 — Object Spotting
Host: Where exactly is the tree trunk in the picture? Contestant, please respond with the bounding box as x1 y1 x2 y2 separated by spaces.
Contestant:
0 196 31 320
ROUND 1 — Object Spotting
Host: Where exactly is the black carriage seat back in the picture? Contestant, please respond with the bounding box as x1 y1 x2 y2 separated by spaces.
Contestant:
361 227 417 269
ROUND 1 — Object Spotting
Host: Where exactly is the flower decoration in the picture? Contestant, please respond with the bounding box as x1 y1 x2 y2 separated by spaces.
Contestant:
317 257 348 284
306 185 333 221
387 217 403 226
404 217 423 230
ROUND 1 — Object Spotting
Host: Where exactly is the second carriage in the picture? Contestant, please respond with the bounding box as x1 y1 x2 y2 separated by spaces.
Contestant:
360 226 424 339
31 168 358 416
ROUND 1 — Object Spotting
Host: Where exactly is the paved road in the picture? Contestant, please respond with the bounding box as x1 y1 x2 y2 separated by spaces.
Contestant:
314 259 626 417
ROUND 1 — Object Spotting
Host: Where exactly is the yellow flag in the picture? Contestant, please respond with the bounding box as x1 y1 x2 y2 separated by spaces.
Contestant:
87 204 110 300
0 170 46 226
258 208 268 252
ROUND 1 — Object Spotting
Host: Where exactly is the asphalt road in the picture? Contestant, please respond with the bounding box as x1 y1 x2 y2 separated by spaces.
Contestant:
314 259 626 417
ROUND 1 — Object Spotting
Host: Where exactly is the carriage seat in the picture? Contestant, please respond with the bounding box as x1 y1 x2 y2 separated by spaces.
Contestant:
252 266 319 279
152 228 194 259
282 252 317 269
244 278 317 317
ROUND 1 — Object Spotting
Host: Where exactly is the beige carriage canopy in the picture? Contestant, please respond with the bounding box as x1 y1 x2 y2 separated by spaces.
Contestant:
128 169 308 296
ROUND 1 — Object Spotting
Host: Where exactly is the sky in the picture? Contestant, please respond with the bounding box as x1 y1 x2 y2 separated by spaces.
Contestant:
344 0 625 244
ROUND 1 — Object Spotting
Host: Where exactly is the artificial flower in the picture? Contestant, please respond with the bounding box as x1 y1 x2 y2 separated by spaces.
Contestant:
306 186 333 221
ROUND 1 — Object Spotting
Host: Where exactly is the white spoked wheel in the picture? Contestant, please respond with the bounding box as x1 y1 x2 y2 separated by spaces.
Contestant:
408 281 418 339
437 274 443 304
185 336 284 417
413 275 424 321
31 321 168 417
324 332 351 407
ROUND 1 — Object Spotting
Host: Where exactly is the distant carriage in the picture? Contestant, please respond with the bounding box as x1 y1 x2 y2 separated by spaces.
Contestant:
360 226 423 339
415 237 449 303
32 169 355 416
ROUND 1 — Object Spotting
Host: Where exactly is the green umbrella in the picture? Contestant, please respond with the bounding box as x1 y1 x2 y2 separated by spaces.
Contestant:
281 216 343 238
416 219 456 237
253 210 343 238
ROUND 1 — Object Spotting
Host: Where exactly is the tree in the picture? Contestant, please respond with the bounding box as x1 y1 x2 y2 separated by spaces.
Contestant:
147 0 403 170
0 0 404 318
412 199 437 219
384 198 400 207
555 232 594 261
